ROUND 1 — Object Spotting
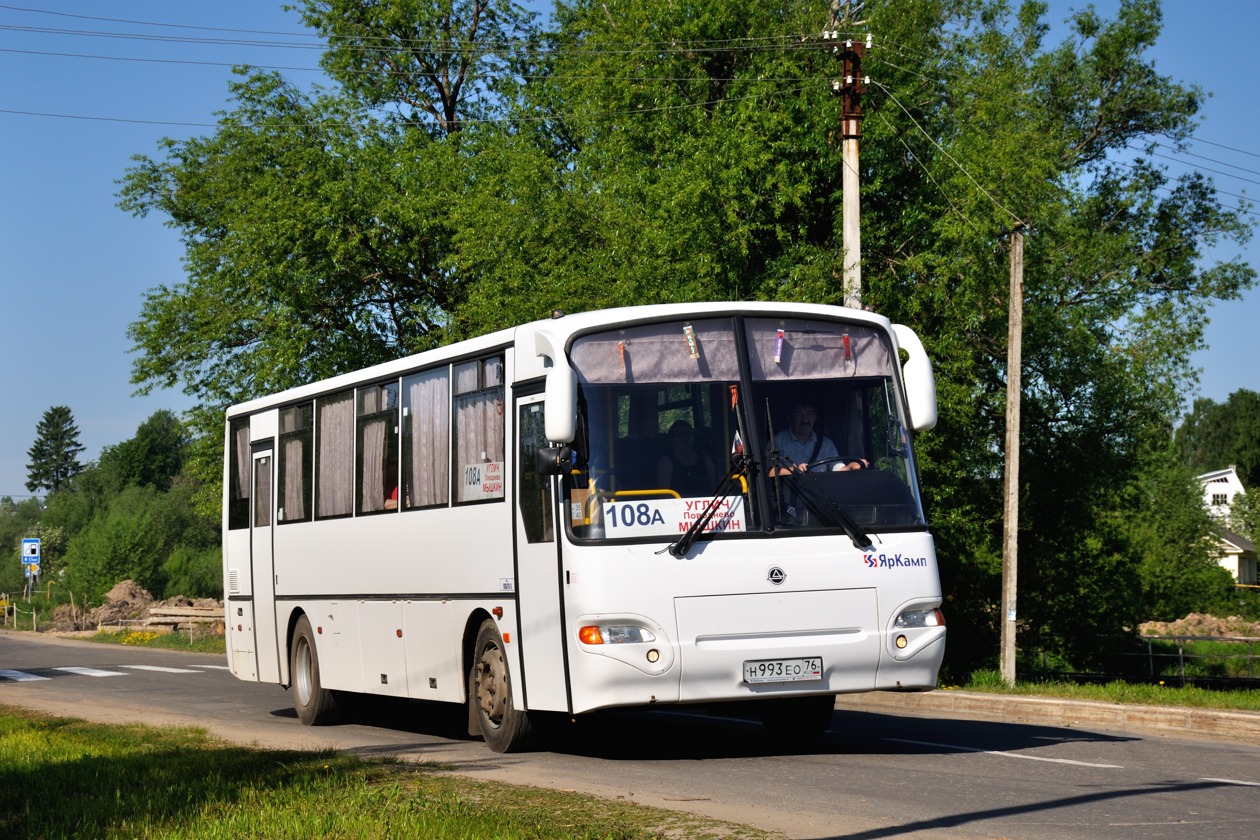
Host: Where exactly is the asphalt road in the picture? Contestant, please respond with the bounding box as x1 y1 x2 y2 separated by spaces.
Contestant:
3 630 1258 840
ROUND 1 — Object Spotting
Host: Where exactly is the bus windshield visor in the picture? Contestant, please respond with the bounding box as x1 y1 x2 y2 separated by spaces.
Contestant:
563 317 927 542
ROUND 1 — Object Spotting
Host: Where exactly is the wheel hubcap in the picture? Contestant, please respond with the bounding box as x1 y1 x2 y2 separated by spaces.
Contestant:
476 644 507 726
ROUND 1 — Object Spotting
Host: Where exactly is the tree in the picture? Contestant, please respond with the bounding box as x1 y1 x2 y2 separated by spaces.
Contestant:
119 0 1255 673
1176 389 1260 488
1229 489 1260 543
25 406 85 494
97 410 188 493
63 482 217 606
0 496 45 593
292 0 538 136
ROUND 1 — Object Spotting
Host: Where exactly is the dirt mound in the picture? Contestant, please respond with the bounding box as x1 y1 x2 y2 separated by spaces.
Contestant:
38 580 223 633
1140 612 1260 638
86 580 156 628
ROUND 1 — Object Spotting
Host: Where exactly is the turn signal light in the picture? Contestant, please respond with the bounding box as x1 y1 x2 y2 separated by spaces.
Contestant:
578 626 604 645
578 624 656 645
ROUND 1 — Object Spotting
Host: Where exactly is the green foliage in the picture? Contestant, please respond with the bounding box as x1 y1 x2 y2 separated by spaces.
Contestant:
1229 488 1260 543
25 406 85 494
293 0 539 134
62 482 217 607
97 409 187 493
1176 389 1260 487
1122 444 1234 622
0 496 44 594
161 545 222 600
62 486 168 605
115 0 1256 673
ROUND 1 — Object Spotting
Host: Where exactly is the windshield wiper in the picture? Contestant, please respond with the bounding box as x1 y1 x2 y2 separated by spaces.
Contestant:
769 453 875 552
664 453 752 558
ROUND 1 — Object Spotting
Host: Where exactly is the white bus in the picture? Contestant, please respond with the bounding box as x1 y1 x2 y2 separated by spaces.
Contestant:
222 302 945 752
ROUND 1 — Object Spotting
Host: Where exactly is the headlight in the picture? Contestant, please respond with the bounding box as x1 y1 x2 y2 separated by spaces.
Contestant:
578 624 657 645
894 608 945 629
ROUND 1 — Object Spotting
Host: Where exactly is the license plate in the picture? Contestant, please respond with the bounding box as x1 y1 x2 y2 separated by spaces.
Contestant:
742 657 823 684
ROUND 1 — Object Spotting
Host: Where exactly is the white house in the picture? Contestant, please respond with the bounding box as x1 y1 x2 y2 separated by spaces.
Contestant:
1199 466 1247 517
1197 466 1257 585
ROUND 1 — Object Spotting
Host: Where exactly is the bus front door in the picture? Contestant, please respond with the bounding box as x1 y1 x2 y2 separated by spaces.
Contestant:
513 394 569 713
250 445 281 683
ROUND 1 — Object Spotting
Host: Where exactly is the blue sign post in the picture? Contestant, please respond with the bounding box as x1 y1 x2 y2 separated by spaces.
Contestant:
22 538 40 578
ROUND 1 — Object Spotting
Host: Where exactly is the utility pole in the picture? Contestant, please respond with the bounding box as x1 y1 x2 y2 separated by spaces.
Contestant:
826 30 869 309
1000 223 1026 686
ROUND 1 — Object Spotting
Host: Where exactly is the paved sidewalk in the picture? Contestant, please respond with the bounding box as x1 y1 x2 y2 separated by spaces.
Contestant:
835 689 1260 745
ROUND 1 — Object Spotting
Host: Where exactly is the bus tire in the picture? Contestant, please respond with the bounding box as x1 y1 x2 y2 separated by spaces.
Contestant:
759 694 834 745
470 618 536 752
291 614 340 726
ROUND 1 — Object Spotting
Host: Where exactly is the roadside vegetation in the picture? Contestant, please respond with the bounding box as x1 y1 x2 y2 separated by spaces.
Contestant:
959 670 1260 713
0 706 772 840
87 628 225 655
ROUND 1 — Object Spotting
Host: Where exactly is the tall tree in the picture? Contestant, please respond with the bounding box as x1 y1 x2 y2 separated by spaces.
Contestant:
25 406 85 494
1175 389 1260 487
97 410 188 493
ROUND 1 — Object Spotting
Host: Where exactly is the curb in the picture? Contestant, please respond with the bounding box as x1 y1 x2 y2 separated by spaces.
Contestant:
834 689 1260 745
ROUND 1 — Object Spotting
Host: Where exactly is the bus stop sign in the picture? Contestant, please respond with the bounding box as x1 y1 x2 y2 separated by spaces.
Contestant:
22 538 40 577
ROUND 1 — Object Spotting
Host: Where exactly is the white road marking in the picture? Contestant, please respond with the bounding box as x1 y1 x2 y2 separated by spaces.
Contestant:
0 669 49 681
1200 777 1260 787
53 666 127 677
121 665 202 674
885 737 1124 768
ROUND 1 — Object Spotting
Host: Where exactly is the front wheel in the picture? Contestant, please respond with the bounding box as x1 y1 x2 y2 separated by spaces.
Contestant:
291 614 340 725
469 618 536 752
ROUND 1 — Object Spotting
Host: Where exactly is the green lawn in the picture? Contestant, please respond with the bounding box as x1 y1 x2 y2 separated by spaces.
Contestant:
0 707 774 839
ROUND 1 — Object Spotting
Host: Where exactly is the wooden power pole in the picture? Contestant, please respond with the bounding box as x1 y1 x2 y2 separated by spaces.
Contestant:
1000 223 1026 686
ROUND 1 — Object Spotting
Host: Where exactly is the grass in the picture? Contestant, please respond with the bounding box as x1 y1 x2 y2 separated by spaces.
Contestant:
86 628 226 655
960 669 1260 712
0 706 774 839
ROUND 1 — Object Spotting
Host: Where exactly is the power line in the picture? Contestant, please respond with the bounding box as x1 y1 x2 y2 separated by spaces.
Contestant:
4 4 1260 218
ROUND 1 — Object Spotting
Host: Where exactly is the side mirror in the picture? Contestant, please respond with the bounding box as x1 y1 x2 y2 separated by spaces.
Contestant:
891 324 937 432
536 329 577 443
536 446 577 476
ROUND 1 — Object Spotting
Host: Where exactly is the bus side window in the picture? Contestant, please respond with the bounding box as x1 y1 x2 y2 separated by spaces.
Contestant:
518 401 553 543
402 367 451 509
454 356 506 503
357 382 399 515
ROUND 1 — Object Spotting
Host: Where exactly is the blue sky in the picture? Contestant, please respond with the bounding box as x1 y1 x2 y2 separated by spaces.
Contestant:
1 1 1257 499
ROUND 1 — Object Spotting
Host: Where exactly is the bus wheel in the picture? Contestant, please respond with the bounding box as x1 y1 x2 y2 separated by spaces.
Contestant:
470 619 535 752
291 615 340 726
759 695 834 746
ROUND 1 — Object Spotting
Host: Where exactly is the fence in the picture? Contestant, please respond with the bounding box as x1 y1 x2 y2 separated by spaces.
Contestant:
1140 634 1260 686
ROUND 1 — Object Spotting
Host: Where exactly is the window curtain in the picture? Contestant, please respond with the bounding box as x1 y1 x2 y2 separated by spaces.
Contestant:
455 389 504 501
317 392 354 517
282 436 306 520
360 417 387 512
233 424 250 503
406 369 450 507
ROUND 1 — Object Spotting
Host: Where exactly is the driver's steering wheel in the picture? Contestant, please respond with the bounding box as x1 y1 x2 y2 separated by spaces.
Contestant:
808 456 870 472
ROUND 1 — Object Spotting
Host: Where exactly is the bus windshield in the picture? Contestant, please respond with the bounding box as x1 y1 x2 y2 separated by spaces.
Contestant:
564 316 927 541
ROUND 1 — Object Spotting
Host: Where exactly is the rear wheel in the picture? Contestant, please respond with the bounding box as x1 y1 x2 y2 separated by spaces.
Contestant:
291 614 340 725
469 618 536 752
760 695 834 745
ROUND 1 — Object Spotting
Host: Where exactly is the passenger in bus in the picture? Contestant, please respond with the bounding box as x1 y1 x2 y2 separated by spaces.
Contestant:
657 420 718 497
384 486 400 510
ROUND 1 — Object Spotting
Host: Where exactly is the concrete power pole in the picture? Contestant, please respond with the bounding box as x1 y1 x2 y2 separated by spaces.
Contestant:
828 31 869 309
1000 223 1026 686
